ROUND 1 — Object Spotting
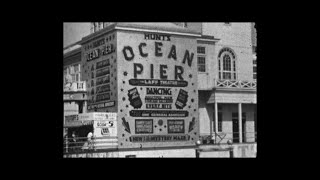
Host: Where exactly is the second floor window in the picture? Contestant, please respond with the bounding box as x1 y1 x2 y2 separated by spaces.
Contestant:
197 46 206 72
197 46 206 54
197 56 206 72
218 47 237 80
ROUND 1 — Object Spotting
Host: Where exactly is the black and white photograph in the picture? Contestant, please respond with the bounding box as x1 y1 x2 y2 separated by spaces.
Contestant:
63 22 257 158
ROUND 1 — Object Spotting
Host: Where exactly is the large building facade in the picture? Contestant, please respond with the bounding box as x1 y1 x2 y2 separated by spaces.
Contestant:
63 22 257 157
194 23 256 144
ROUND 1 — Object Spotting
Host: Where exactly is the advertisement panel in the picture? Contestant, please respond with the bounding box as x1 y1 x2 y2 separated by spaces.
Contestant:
117 30 199 149
78 112 117 121
82 32 117 112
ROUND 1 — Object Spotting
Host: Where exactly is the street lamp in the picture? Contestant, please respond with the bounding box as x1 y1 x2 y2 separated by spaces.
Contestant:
196 140 201 146
195 140 201 158
227 139 233 158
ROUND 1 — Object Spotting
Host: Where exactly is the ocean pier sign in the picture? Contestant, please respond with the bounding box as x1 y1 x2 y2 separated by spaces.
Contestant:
117 30 199 149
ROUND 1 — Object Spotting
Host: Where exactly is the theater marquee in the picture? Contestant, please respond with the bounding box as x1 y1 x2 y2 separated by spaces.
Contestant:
117 31 199 149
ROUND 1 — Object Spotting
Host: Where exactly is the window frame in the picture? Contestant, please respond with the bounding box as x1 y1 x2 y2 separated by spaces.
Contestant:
218 48 237 80
253 60 257 80
197 56 206 73
197 46 206 73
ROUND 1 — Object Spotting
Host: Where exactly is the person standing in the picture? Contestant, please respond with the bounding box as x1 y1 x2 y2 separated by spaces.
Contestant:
87 131 93 150
71 131 77 152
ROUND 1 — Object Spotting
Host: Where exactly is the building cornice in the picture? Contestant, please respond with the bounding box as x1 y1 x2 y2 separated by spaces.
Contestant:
80 23 202 45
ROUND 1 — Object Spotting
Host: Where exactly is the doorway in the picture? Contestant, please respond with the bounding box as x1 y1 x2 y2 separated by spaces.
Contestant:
232 113 239 143
232 112 246 143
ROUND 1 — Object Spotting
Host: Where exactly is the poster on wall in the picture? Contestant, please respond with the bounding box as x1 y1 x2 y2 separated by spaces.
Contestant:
117 30 199 149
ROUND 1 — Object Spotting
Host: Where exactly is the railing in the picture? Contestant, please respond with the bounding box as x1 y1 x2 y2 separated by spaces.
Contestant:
200 131 257 145
214 79 256 89
63 136 118 153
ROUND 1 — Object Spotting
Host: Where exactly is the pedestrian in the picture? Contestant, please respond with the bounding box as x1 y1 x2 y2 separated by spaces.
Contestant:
87 131 93 150
71 131 77 152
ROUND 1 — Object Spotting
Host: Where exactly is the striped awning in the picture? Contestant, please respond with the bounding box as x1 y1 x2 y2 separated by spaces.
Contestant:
64 120 94 128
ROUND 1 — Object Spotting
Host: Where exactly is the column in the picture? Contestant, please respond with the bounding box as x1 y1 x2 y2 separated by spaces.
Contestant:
238 103 242 143
214 102 218 142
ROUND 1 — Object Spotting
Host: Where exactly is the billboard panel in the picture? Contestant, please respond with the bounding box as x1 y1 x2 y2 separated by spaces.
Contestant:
117 30 199 149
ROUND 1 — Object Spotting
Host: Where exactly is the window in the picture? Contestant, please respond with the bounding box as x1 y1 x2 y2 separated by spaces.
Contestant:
197 56 206 72
76 73 80 82
69 66 74 74
197 46 206 72
218 47 237 80
218 112 222 132
74 64 80 73
197 46 205 54
232 112 246 142
71 74 76 82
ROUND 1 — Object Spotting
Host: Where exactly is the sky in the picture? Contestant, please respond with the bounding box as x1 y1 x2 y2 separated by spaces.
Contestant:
63 23 91 48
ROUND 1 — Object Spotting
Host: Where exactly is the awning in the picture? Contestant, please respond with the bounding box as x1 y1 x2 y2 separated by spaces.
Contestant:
64 120 94 128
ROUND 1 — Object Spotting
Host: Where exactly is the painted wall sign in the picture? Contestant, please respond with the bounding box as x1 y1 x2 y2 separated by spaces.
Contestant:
167 120 184 134
144 33 171 41
135 119 153 134
128 87 143 109
78 112 117 121
129 110 189 117
63 93 86 101
93 119 117 137
87 101 115 110
96 67 110 78
96 121 114 128
96 84 110 94
86 49 100 62
129 135 190 142
96 75 110 86
65 114 78 121
82 32 117 113
78 113 93 121
96 92 110 102
96 59 110 70
117 30 199 149
129 79 188 87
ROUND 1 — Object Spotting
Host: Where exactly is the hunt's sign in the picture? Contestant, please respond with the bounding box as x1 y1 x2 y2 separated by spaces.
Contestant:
117 31 199 149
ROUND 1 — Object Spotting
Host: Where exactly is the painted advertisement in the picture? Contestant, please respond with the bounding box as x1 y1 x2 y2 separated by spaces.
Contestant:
82 32 117 112
117 31 199 149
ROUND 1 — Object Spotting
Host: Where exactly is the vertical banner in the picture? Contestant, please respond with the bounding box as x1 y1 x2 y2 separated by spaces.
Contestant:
117 31 199 149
